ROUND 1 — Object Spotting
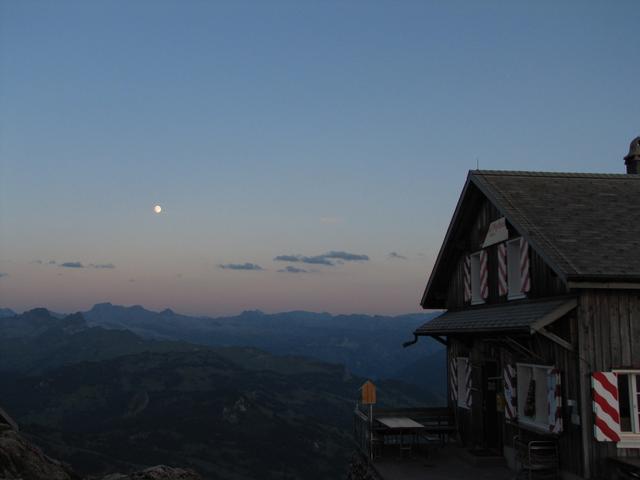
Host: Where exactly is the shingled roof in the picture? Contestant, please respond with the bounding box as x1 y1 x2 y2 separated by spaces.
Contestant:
422 170 640 308
415 297 576 336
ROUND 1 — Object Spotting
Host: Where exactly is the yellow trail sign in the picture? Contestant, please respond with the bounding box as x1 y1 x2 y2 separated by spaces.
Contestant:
361 380 376 405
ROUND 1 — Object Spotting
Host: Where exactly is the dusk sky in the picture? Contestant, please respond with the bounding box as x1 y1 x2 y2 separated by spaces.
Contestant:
1 1 638 316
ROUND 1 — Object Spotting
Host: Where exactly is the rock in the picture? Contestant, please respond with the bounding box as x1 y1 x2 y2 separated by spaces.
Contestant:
0 428 79 480
104 465 203 480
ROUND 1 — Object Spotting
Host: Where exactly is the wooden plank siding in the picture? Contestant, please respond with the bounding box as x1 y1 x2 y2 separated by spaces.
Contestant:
445 197 567 311
578 290 640 478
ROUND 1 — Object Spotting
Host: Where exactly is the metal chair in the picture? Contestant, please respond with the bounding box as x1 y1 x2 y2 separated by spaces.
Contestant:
514 436 559 480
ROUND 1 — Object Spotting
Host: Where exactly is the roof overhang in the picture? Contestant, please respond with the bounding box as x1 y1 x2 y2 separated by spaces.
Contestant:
414 297 577 338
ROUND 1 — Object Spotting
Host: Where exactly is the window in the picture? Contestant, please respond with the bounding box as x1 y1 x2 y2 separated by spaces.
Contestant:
516 363 551 430
470 252 483 305
617 372 640 434
507 239 525 300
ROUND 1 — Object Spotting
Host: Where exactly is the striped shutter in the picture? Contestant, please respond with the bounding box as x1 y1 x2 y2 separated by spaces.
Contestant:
463 255 471 303
479 250 489 300
592 372 621 442
460 358 472 409
498 243 508 296
450 356 458 402
547 368 563 433
504 364 517 421
520 238 531 293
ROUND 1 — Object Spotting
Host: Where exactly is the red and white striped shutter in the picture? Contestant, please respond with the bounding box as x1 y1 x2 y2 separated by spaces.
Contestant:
498 243 508 296
450 355 458 402
464 358 473 409
479 250 489 300
592 372 621 442
520 238 531 293
547 368 563 434
504 364 517 421
463 256 472 303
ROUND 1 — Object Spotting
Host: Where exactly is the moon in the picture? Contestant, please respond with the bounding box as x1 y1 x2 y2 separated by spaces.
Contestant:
154 205 162 214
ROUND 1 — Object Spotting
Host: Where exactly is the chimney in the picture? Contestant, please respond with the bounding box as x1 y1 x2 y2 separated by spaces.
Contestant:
624 136 640 174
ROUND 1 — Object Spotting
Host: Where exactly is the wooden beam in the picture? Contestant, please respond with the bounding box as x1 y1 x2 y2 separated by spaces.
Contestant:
431 335 448 346
535 327 574 352
568 281 640 290
529 297 577 331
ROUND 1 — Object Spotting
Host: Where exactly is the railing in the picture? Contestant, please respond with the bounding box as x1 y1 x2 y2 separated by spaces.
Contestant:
353 405 454 459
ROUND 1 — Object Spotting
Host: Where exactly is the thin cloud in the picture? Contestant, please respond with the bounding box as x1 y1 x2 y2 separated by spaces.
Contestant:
278 266 309 273
388 252 407 260
59 261 84 268
90 263 115 269
219 263 264 271
0 273 8 278
274 255 332 266
323 251 369 261
274 251 369 267
48 260 56 265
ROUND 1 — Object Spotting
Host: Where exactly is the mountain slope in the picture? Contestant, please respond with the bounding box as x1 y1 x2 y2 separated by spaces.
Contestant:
1 350 428 480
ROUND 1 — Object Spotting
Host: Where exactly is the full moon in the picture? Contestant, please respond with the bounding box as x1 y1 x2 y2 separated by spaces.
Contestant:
154 205 162 214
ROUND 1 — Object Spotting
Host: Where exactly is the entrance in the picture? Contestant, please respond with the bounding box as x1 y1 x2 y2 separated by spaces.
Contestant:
482 361 501 450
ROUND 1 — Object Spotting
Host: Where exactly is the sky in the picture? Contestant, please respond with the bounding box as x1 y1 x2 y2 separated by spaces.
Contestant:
0 0 638 316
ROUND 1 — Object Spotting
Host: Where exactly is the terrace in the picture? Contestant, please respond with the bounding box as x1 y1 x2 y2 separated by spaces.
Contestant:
352 405 512 480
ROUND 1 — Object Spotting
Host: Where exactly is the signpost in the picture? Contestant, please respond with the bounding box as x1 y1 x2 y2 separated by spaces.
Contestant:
361 380 377 459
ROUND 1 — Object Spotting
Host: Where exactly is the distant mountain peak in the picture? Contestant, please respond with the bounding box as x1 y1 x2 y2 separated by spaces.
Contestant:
160 308 175 316
91 302 114 310
24 307 53 318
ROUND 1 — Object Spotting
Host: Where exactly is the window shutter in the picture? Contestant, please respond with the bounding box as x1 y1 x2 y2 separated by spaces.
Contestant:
479 250 488 300
504 364 517 421
498 243 508 296
547 368 563 433
463 358 473 409
450 355 458 402
520 238 531 293
463 255 471 302
591 372 621 442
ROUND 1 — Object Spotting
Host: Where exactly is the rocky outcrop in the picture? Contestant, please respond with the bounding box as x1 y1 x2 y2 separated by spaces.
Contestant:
100 466 202 480
0 423 201 480
0 425 79 480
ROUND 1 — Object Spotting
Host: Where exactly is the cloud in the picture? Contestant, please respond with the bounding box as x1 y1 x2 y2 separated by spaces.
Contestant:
218 263 264 271
388 252 407 260
274 251 369 267
0 273 8 278
278 266 309 273
49 260 56 265
273 255 301 262
323 251 369 261
59 261 84 268
274 255 332 266
90 263 115 269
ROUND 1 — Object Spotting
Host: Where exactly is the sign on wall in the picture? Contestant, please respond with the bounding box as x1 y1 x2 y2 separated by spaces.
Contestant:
483 217 508 248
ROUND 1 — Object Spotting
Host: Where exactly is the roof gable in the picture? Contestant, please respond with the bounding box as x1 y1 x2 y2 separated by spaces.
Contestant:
422 170 640 308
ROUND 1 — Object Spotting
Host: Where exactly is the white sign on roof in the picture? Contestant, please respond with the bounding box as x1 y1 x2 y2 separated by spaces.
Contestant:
483 217 508 248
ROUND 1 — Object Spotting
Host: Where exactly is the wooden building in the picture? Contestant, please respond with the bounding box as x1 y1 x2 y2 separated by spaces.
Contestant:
413 137 640 479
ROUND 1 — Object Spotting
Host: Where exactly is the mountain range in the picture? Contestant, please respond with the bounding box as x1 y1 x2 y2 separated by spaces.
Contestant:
0 307 442 479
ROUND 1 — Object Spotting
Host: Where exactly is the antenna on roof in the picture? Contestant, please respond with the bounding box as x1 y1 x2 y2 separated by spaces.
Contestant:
476 157 480 170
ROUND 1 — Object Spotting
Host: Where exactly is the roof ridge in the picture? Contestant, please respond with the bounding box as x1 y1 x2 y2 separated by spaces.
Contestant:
472 170 638 179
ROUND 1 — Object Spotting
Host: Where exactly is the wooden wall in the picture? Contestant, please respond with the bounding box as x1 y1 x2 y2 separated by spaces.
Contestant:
449 311 584 477
444 196 568 311
577 290 640 478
